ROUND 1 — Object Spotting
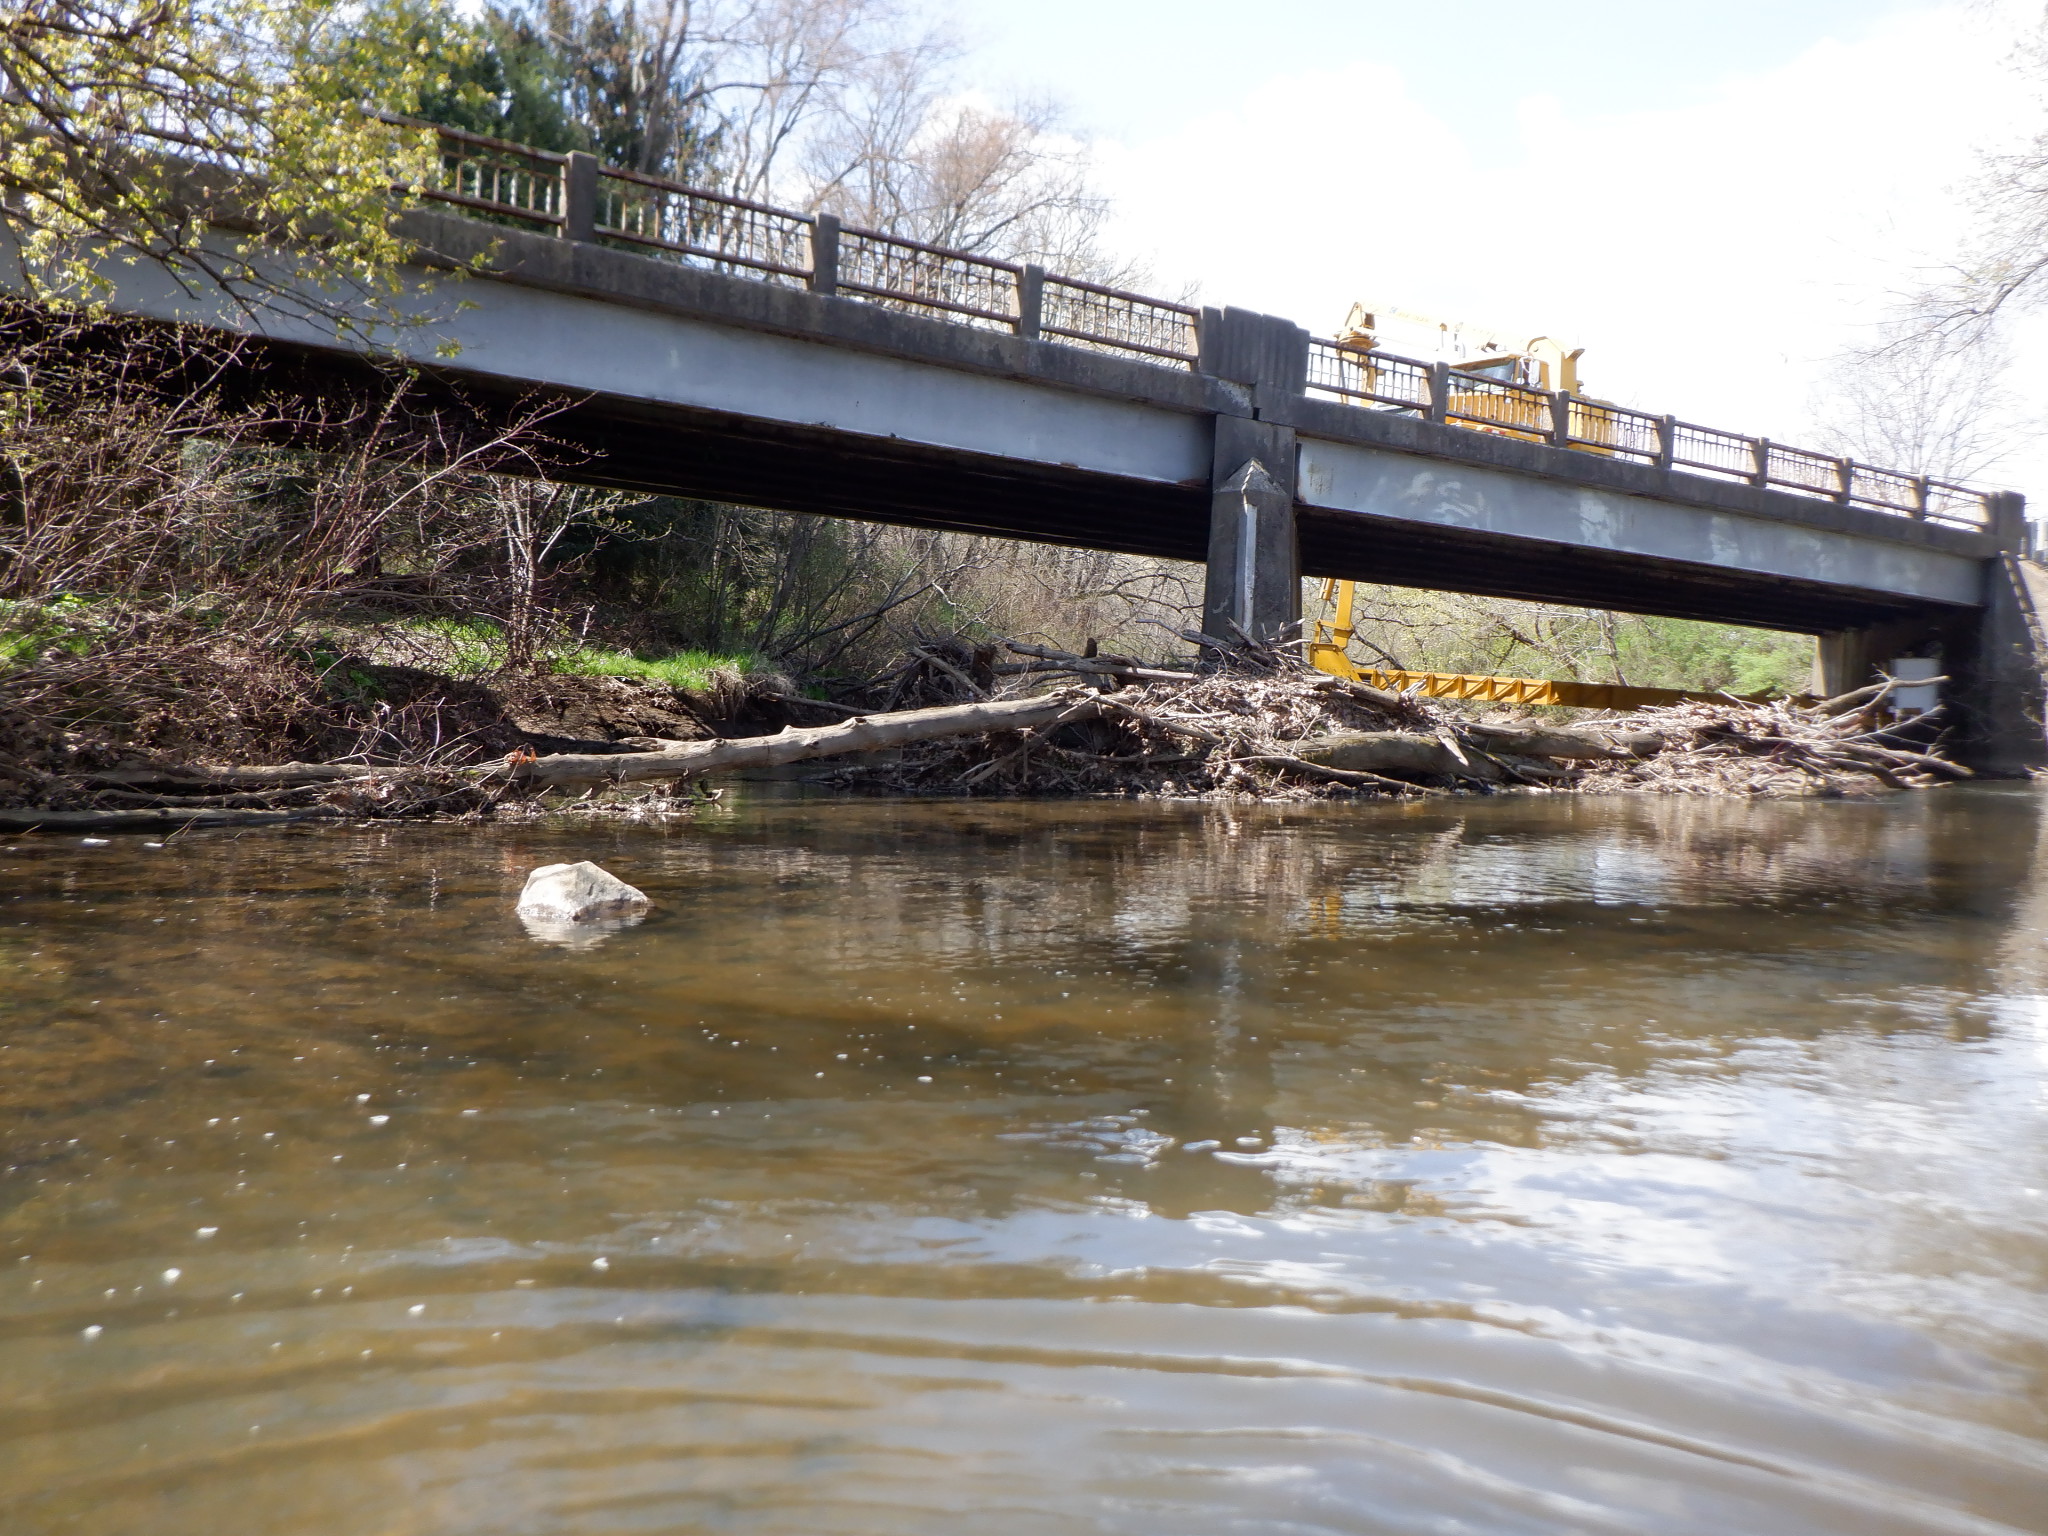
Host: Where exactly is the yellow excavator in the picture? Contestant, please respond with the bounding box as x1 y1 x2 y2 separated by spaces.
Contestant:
1334 302 1609 448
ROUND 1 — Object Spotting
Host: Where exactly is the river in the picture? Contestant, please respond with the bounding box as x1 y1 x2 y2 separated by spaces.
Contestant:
3 787 2047 1534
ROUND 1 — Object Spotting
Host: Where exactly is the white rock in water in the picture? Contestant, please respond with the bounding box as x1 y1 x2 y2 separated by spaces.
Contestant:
516 861 650 922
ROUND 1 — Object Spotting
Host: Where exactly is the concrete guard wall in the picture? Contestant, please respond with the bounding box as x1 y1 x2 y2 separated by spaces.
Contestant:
1295 438 1986 609
25 233 1212 492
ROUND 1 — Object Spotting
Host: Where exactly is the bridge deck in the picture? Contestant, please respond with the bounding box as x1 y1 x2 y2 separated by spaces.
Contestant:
20 120 2017 641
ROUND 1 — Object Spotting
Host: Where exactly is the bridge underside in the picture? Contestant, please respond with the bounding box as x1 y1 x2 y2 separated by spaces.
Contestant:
248 342 1970 639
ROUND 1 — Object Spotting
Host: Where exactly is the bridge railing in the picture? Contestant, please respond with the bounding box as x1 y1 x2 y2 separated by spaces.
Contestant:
1303 337 1993 530
596 166 812 284
399 121 2000 533
833 225 1023 330
1040 277 1201 364
427 126 566 230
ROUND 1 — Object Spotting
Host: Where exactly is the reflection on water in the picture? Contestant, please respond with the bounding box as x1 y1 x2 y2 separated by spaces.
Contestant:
3 788 2048 1534
515 909 648 949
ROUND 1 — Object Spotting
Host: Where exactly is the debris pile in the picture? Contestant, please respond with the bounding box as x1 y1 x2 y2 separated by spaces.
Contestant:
824 642 1970 801
0 641 1972 829
1572 684 1970 797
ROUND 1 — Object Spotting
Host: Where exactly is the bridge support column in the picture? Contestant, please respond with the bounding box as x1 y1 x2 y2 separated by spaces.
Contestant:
1811 617 1946 701
1202 417 1299 646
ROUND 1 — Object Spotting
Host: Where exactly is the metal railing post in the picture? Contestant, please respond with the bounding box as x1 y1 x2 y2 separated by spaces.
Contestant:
809 213 840 296
1017 265 1044 340
1751 437 1771 488
1427 361 1450 425
1834 457 1854 505
1549 391 1571 447
1656 415 1676 471
562 152 598 241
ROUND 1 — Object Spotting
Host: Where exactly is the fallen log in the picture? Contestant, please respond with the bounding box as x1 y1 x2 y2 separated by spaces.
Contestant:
510 689 1108 788
1291 730 1507 784
1461 723 1666 760
1307 674 1414 713
1002 641 1200 683
1235 754 1451 794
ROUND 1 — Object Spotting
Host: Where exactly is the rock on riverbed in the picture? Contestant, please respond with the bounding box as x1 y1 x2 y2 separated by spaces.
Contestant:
516 861 650 922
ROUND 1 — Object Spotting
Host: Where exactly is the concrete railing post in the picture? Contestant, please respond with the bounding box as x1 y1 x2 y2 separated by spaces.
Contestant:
1751 437 1771 489
1549 392 1571 448
809 213 840 296
562 152 599 242
1912 475 1930 521
1989 489 2029 548
1427 362 1450 425
1017 264 1044 341
1835 457 1855 505
1197 307 1309 398
1656 415 1677 471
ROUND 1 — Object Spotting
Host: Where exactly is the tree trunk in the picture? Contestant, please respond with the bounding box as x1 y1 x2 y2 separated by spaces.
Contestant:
514 691 1105 788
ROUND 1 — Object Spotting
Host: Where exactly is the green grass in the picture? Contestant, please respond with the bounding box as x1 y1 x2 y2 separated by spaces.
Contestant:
338 617 762 690
397 618 510 676
549 645 762 690
0 596 101 669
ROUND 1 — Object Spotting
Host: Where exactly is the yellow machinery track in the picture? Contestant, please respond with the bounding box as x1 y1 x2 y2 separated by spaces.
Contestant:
1307 581 1779 712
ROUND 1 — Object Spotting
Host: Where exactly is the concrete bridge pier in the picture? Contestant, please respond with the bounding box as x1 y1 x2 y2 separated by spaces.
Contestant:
1201 416 1301 646
1810 617 1951 702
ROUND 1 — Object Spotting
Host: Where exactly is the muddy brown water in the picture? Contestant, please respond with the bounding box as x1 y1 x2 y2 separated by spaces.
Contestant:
3 786 2048 1534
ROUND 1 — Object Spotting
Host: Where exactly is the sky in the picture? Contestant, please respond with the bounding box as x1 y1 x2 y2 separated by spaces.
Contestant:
949 0 2045 496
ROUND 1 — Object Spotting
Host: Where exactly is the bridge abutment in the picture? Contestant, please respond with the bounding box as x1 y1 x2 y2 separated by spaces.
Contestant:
1202 417 1301 646
1953 554 2047 777
1811 495 2044 775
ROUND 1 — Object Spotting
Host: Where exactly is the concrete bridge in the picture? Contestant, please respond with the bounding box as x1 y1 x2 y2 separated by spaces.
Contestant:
35 124 2042 769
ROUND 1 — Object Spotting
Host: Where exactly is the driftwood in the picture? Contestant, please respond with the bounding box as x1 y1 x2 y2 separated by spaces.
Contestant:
1461 722 1665 760
5 645 1971 822
1235 753 1453 794
1291 730 1507 783
508 690 1106 788
1002 641 1201 684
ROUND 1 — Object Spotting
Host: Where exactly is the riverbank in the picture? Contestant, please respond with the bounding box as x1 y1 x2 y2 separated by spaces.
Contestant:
0 643 1969 830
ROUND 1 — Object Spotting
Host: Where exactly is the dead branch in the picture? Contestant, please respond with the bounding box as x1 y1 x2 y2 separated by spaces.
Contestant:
510 690 1108 788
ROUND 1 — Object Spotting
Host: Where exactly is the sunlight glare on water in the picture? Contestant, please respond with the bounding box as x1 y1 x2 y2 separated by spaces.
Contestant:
3 787 2048 1534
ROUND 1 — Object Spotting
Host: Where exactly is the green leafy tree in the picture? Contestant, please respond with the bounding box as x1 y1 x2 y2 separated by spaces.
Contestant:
342 0 583 152
0 0 458 332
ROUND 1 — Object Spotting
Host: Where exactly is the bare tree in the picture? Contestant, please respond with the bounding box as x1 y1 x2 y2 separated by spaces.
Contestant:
494 0 1121 270
708 0 946 203
806 92 1128 276
1811 327 2019 482
1902 9 2048 342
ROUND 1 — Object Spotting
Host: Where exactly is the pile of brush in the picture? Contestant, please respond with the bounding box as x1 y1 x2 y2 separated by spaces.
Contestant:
0 640 1972 830
824 640 1970 801
1572 680 1969 797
